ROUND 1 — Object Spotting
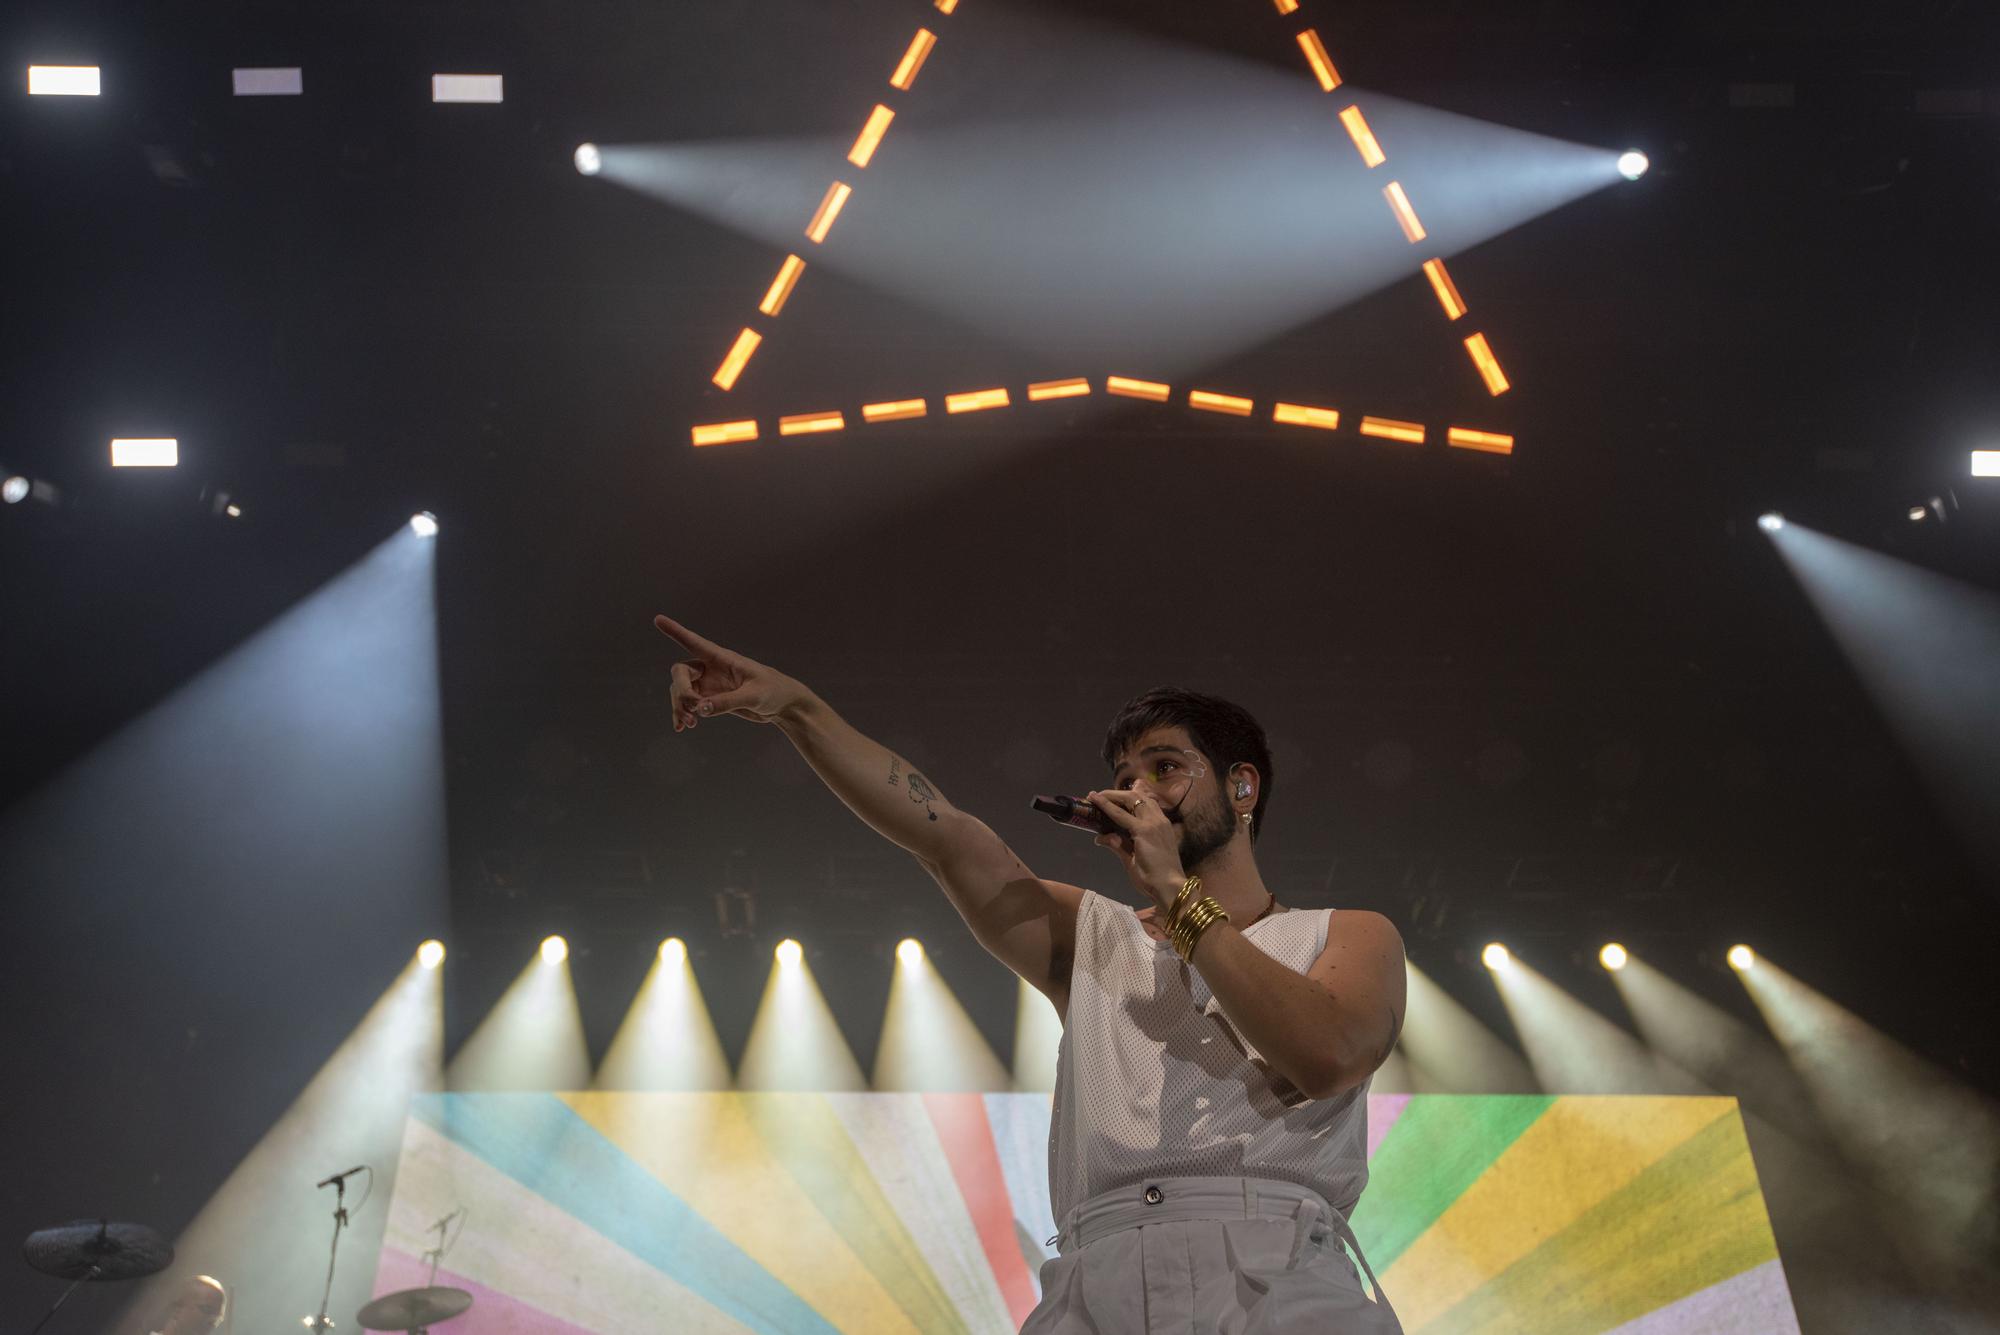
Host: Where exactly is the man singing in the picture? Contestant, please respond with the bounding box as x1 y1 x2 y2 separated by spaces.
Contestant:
657 614 1405 1333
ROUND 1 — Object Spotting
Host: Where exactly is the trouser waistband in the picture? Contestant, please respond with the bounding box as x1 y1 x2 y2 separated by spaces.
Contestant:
1049 1176 1399 1325
1052 1176 1331 1255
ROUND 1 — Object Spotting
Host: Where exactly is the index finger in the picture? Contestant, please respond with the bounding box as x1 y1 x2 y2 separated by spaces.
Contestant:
653 613 724 659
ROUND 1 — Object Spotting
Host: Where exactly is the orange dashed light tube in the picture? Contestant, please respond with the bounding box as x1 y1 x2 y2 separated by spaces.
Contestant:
1422 258 1467 320
805 182 852 243
691 419 759 447
1360 416 1425 444
759 254 806 316
1383 181 1426 242
711 327 762 391
862 398 928 422
1448 427 1515 455
1297 30 1341 92
1028 378 1091 400
1272 0 1299 12
945 388 1009 413
847 105 895 168
779 411 846 437
935 0 958 13
1273 402 1339 431
1464 332 1511 395
1189 390 1253 417
890 29 937 90
1338 105 1386 167
1107 376 1170 402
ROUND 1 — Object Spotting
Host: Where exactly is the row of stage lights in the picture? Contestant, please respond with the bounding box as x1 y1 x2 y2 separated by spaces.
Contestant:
411 933 1755 975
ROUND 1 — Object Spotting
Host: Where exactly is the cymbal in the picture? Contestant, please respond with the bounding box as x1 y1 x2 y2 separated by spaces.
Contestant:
356 1286 473 1330
22 1219 173 1281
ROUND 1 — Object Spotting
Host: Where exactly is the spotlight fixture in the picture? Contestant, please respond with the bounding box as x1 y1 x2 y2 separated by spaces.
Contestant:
225 503 242 518
1908 505 1929 522
1973 450 1998 478
1757 512 1784 533
1617 150 1650 180
659 937 686 964
28 65 100 96
540 935 569 965
417 939 446 969
2 476 28 504
1727 944 1755 972
111 438 178 468
1481 942 1510 970
1599 942 1629 971
896 938 923 965
409 511 438 537
573 142 601 176
775 938 803 967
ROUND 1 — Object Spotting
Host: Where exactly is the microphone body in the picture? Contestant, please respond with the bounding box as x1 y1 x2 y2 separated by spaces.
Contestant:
1031 795 1116 835
315 1166 367 1189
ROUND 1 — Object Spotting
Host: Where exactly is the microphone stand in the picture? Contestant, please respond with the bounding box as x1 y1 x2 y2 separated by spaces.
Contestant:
306 1177 350 1332
25 1263 100 1335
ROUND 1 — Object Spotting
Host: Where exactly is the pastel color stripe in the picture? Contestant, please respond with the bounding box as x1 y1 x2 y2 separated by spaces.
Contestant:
1366 1092 1412 1160
380 1117 750 1332
822 1093 1016 1330
924 1093 1041 1325
1419 1110 1785 1334
375 1249 604 1335
411 1095 837 1335
562 1092 926 1333
1599 1259 1802 1335
1384 1097 1738 1328
739 1093 973 1334
983 1092 1060 1280
1352 1094 1555 1267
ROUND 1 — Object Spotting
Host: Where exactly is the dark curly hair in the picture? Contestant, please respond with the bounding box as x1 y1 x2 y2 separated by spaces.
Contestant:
1101 687 1274 843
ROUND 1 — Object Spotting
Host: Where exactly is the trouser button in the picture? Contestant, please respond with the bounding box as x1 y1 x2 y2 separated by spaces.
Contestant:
1144 1185 1163 1204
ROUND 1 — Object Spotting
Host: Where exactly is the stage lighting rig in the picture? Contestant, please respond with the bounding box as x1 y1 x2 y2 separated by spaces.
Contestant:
1618 151 1650 180
574 143 601 176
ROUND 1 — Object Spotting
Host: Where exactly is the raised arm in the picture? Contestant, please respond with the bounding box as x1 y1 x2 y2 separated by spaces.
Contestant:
657 615 1082 1009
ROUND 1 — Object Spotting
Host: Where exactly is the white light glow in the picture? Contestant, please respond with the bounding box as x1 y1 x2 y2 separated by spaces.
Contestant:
1972 450 1999 478
1600 942 1629 971
574 143 601 176
775 938 802 968
111 438 178 468
2 476 28 504
409 512 438 537
1727 944 1755 972
29 66 100 96
1617 150 1650 180
417 939 445 969
540 935 568 965
1758 512 1785 533
896 938 923 965
1482 942 1510 970
431 74 502 104
225 504 242 518
659 937 685 965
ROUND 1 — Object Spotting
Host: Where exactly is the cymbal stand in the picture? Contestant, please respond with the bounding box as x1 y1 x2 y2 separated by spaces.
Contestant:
26 1262 101 1335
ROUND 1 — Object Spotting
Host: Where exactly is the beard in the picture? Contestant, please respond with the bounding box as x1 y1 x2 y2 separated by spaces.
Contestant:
1173 781 1240 873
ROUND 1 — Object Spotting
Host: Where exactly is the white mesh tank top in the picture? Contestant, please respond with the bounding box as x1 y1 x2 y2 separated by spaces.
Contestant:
1048 889 1372 1225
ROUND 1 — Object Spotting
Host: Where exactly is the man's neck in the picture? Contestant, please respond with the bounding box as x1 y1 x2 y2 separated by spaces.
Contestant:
1187 835 1274 923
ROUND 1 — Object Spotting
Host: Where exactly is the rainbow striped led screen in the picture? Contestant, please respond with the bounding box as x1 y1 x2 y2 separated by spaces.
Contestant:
372 1094 1799 1333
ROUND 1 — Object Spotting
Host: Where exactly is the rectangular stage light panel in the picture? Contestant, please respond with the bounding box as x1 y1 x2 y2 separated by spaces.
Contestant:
1360 416 1425 444
890 30 938 90
1027 378 1091 401
691 420 759 447
778 411 845 437
1464 332 1511 395
1189 390 1254 417
1972 450 1999 477
111 438 178 467
1273 403 1340 431
1339 106 1386 167
862 399 928 423
847 105 895 168
805 182 852 243
1422 259 1467 320
1296 31 1341 92
1448 427 1515 455
432 74 503 103
1384 182 1426 242
945 388 1009 413
758 255 806 317
1106 376 1169 402
711 328 762 391
29 66 100 96
233 68 303 96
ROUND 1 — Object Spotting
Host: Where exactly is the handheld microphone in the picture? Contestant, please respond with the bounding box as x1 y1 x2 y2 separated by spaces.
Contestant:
1031 795 1116 835
315 1165 368 1189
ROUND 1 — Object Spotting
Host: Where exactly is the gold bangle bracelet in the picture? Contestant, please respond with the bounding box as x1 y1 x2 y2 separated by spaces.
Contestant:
1165 874 1201 931
1172 896 1229 960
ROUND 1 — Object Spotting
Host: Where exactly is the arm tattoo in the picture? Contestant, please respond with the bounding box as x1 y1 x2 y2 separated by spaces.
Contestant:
906 772 940 821
888 758 901 787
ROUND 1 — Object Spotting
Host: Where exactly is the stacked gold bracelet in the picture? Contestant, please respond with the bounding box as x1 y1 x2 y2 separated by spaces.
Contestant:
1169 893 1230 960
1164 874 1201 928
